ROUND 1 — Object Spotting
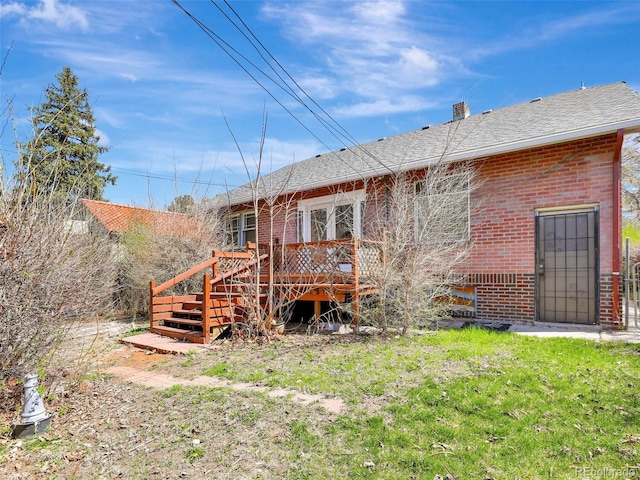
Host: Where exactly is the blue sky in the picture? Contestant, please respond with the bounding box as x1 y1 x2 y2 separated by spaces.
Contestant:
1 0 639 208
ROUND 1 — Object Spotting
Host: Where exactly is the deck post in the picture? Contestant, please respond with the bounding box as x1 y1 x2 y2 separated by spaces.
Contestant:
351 237 360 326
266 242 273 320
211 250 218 279
202 274 211 343
314 300 322 325
149 281 156 329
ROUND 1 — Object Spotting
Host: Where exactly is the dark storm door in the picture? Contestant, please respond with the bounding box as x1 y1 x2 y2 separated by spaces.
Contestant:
535 209 598 324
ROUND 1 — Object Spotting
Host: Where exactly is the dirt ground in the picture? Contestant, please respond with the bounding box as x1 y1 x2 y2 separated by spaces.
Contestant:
0 320 354 479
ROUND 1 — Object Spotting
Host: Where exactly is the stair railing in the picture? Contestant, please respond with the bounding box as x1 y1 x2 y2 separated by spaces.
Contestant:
149 242 268 337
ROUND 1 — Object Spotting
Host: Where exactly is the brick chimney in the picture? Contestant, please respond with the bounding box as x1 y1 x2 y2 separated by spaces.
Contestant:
453 101 470 121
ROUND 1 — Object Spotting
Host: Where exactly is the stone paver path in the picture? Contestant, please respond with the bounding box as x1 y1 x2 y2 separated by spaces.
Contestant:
106 365 344 414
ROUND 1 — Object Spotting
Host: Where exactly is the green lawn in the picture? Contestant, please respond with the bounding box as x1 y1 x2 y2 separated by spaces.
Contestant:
14 327 638 479
191 328 640 479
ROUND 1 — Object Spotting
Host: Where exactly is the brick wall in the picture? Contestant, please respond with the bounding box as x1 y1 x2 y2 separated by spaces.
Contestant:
466 133 619 327
468 273 535 323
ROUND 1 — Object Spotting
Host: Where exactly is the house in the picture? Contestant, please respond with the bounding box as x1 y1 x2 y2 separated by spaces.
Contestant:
214 82 640 330
81 199 196 238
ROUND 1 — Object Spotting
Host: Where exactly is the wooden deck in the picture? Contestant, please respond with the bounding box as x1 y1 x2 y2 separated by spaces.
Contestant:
149 239 383 343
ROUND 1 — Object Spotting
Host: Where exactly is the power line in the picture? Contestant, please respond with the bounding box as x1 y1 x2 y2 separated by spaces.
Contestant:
218 0 394 174
110 166 241 188
171 0 393 179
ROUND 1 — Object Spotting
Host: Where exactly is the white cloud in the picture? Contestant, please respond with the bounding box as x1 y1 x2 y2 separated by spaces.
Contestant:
107 134 321 182
262 0 640 120
351 0 406 24
94 128 110 146
468 3 640 60
1 0 89 31
334 96 438 118
0 2 27 16
398 47 440 81
119 73 138 82
262 1 457 118
540 5 640 41
34 38 162 81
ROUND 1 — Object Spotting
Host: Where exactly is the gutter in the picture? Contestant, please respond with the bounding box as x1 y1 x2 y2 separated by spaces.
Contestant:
612 129 624 327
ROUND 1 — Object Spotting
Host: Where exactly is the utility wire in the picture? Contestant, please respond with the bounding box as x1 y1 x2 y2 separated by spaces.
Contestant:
172 0 378 177
213 1 353 147
218 0 394 174
171 0 391 179
110 166 241 188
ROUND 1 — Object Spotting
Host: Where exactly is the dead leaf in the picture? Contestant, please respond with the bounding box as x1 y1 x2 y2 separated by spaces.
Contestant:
65 450 85 462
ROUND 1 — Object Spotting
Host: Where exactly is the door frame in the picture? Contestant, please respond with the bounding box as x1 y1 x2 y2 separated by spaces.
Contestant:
297 190 366 242
534 204 600 325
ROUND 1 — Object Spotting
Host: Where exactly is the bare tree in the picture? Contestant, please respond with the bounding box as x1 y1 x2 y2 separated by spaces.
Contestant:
222 112 311 339
359 160 478 333
116 196 227 316
1 123 116 382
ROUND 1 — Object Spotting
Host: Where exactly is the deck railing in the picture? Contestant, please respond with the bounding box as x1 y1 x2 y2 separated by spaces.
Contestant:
263 237 384 282
149 237 385 339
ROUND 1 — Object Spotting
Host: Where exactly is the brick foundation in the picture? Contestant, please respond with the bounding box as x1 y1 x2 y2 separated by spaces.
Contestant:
466 273 621 328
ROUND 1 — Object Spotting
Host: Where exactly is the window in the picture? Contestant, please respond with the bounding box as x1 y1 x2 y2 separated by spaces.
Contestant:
225 212 256 247
335 204 353 240
310 208 328 242
297 190 366 242
415 175 470 242
225 215 239 246
243 213 256 244
297 210 304 243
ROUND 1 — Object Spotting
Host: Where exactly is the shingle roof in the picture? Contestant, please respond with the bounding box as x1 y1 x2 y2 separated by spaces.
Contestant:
82 199 196 236
223 82 640 206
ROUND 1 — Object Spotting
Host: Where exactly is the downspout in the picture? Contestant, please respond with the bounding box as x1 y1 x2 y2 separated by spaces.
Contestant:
612 129 624 327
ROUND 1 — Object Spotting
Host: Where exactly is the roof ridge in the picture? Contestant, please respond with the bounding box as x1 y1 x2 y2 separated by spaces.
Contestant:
82 198 187 216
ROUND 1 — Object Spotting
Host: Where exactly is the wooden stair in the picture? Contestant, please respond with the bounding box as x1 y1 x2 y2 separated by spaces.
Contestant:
150 292 242 343
148 239 380 343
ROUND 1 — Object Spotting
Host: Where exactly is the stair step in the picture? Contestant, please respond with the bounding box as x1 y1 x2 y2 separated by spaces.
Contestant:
150 325 206 344
173 308 202 317
182 301 203 310
163 316 203 327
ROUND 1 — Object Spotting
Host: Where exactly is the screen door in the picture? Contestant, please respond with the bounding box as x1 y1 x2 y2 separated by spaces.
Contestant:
535 209 598 324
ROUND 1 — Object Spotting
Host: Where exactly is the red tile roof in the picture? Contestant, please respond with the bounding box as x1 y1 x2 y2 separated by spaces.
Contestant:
82 199 197 237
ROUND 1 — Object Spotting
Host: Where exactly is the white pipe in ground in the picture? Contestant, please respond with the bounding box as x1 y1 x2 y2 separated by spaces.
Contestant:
21 373 48 424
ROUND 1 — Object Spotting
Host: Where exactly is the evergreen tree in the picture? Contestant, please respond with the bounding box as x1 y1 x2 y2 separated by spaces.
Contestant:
16 66 115 201
167 194 195 213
